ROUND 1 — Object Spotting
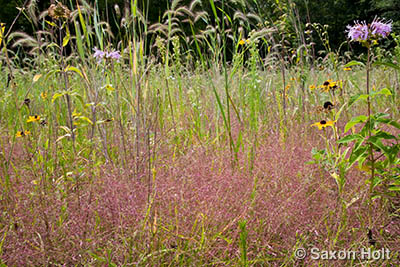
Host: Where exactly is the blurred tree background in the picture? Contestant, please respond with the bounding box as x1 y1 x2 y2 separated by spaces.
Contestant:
0 0 399 52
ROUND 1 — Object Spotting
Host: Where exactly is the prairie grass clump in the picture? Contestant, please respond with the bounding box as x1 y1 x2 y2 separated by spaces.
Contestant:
0 0 399 266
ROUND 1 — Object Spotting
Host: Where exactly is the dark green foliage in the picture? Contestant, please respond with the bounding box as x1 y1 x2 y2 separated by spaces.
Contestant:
0 0 399 54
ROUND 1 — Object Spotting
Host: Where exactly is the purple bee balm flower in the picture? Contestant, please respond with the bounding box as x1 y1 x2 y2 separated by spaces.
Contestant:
106 50 121 61
93 47 121 63
93 47 106 61
370 18 392 38
346 21 369 41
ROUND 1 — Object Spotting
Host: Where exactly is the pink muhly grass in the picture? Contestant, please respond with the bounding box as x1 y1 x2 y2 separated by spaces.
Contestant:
2 124 400 265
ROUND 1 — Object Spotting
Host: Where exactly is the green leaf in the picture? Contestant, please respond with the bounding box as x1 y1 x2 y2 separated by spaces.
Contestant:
65 66 83 78
370 88 392 97
373 131 396 140
52 92 66 102
74 22 85 60
388 186 400 192
344 115 368 133
368 136 387 154
375 118 400 129
374 61 400 71
348 93 362 107
344 60 365 68
373 112 390 120
337 134 363 144
77 116 93 125
355 94 369 102
334 103 346 121
348 146 368 170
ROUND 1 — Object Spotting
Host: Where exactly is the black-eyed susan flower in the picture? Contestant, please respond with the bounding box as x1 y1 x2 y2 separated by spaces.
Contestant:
27 115 41 123
320 79 340 92
16 130 30 137
311 120 335 130
309 85 316 91
329 81 338 90
320 80 332 91
344 67 352 71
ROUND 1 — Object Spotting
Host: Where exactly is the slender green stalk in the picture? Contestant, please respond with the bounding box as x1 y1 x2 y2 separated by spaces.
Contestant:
366 46 376 231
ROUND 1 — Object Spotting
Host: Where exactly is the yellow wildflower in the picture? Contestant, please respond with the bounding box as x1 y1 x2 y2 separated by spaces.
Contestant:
343 67 352 71
239 39 250 45
320 79 339 92
311 120 335 130
27 115 41 123
16 130 30 137
309 85 316 91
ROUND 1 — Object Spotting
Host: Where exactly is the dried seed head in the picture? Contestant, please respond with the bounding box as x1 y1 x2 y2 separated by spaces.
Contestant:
323 101 334 110
48 2 71 20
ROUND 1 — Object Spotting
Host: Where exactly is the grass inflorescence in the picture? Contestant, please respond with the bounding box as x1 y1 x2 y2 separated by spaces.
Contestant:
0 0 399 266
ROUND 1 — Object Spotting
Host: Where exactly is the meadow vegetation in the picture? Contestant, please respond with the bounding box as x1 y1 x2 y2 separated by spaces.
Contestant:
0 0 399 265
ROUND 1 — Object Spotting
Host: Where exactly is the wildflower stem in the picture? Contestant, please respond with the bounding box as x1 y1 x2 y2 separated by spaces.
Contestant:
111 62 127 167
58 21 76 152
366 46 375 230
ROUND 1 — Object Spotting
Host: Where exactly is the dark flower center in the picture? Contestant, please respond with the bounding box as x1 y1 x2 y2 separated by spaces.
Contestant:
323 101 334 109
320 120 327 125
323 81 330 86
